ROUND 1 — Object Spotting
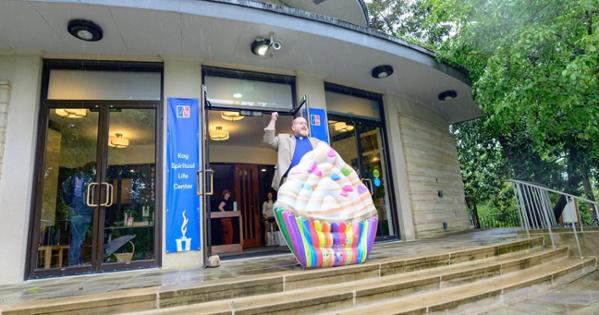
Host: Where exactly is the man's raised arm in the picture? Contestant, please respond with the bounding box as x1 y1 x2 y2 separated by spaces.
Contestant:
263 112 279 149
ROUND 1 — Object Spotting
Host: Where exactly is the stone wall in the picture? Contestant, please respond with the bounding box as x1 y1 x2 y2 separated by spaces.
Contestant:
395 98 471 238
0 56 41 285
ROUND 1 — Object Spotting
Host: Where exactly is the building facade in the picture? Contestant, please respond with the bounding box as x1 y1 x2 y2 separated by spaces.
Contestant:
0 0 480 285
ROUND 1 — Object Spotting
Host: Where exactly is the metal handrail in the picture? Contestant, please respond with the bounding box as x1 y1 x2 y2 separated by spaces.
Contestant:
509 179 598 259
510 179 599 207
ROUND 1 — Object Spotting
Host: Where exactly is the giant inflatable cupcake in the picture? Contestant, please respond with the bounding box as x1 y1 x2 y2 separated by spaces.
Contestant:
274 142 378 269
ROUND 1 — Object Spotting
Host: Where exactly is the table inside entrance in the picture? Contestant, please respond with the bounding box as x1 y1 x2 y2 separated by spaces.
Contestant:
210 211 243 254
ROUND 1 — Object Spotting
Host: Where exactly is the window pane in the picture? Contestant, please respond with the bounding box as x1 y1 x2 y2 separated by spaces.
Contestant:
103 108 157 263
205 75 293 110
325 91 380 120
37 108 98 269
48 70 161 101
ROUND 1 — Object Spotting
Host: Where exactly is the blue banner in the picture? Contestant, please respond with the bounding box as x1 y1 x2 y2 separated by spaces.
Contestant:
309 107 330 144
166 98 201 253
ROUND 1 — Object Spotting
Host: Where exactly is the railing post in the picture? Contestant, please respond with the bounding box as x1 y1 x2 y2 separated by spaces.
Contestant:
568 197 584 258
514 182 530 238
531 187 545 228
537 187 556 249
573 198 584 232
542 190 557 226
524 185 539 229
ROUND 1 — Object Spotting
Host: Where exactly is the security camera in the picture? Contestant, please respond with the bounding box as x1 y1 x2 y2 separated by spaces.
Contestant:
271 40 282 50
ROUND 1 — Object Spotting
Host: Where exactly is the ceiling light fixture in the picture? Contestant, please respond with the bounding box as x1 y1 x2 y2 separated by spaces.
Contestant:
67 19 103 42
108 133 130 149
251 32 282 57
210 126 230 141
371 65 394 79
334 122 354 133
438 90 458 101
55 108 87 119
233 93 243 99
221 111 244 122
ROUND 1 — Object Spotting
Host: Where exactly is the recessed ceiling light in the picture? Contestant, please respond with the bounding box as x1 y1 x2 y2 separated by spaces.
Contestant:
67 19 103 42
438 90 458 101
371 65 394 79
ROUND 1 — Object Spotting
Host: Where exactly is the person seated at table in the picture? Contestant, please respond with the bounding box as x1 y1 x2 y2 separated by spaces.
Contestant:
218 189 234 244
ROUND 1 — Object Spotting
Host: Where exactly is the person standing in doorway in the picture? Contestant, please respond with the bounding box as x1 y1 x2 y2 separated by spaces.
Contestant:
263 112 320 190
262 191 276 246
218 189 235 244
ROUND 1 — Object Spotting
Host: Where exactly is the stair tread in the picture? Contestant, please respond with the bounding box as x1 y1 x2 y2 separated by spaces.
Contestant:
326 257 596 315
0 237 546 314
354 247 566 291
127 247 572 314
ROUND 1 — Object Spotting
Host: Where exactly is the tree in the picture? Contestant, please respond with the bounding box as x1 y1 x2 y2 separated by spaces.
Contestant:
367 0 599 222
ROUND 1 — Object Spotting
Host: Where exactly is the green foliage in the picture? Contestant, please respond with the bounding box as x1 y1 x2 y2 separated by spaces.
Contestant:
367 0 599 225
427 0 599 163
367 0 452 48
450 119 510 204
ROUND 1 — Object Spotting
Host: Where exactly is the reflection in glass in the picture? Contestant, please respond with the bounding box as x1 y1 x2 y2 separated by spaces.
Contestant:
329 117 395 238
359 125 394 237
37 108 98 269
103 108 156 263
329 119 359 172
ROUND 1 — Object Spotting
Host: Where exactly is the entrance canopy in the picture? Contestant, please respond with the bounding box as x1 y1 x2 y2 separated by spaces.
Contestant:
0 0 481 123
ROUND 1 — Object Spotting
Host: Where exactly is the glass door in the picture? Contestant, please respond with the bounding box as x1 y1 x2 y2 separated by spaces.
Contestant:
29 104 160 278
356 122 395 237
100 106 158 269
32 106 101 276
329 115 396 238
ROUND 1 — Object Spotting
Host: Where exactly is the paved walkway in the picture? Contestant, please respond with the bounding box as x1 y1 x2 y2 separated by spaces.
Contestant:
0 229 521 307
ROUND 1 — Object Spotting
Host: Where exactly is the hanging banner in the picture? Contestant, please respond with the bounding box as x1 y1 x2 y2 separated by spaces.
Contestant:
166 98 201 253
308 107 330 144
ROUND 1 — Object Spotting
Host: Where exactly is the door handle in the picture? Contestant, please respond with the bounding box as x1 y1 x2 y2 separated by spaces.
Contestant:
86 182 100 207
197 170 203 196
361 178 374 196
205 169 215 196
101 182 114 207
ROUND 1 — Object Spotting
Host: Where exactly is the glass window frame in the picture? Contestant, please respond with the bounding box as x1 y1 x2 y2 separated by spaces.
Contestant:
325 82 400 241
201 66 297 113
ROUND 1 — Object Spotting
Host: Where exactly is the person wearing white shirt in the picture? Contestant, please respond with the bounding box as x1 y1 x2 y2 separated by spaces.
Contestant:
262 191 276 246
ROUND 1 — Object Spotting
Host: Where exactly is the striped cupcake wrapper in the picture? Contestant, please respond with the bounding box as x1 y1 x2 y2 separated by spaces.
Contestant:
274 207 378 269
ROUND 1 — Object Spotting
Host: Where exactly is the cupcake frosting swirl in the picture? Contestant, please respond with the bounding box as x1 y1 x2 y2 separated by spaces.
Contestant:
275 142 377 221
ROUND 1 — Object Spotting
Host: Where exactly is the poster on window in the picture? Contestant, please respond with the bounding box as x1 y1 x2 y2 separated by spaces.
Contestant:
166 98 201 253
308 107 330 144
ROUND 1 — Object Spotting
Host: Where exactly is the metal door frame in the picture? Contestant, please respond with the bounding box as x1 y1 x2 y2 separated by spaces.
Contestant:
26 60 163 279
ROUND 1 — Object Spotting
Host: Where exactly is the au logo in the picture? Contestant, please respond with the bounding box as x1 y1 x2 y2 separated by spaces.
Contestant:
311 114 321 126
176 105 191 118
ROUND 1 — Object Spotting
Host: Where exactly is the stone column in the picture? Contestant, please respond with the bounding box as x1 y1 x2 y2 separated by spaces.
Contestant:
295 72 326 109
0 80 11 184
162 59 205 270
383 94 417 241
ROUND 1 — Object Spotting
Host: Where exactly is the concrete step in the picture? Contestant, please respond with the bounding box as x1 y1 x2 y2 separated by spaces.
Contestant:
0 237 545 315
126 245 567 314
155 237 545 310
328 257 597 315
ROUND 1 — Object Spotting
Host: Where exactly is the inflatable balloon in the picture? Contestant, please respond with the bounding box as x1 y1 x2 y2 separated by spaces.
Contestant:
274 142 378 269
